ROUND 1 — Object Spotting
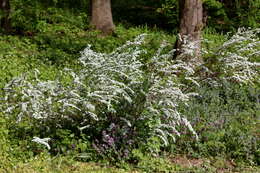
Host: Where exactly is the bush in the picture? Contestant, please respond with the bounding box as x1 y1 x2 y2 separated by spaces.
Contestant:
169 28 260 165
1 28 259 165
1 34 198 162
10 0 88 33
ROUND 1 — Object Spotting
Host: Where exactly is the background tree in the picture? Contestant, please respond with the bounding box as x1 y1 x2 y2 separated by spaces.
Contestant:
174 0 203 64
0 0 11 32
90 0 115 35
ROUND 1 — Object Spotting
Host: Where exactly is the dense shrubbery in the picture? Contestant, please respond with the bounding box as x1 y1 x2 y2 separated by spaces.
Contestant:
171 28 260 165
173 84 259 164
1 34 199 162
0 1 259 169
10 0 88 33
0 27 259 168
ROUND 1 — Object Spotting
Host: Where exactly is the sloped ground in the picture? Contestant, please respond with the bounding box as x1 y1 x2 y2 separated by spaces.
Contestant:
0 8 259 173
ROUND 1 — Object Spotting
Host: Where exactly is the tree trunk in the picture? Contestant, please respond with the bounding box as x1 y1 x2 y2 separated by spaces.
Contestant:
174 0 203 64
0 0 11 32
91 0 115 35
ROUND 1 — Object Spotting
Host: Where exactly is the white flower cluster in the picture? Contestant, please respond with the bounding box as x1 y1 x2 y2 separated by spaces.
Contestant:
217 28 260 84
1 34 199 147
2 28 259 149
76 34 146 113
2 74 91 123
146 44 199 144
32 137 51 150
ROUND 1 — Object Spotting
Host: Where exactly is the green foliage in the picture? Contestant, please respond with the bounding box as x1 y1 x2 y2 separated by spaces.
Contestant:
1 4 260 171
166 28 260 165
157 0 179 31
131 150 178 172
112 0 260 32
10 0 88 33
170 83 260 165
226 0 260 29
2 0 259 36
0 115 9 168
1 33 198 165
1 153 131 173
203 0 260 31
203 0 229 31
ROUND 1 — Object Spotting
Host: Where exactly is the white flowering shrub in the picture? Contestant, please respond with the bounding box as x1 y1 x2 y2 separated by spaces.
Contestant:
1 29 258 160
173 29 260 164
1 34 200 159
205 28 260 85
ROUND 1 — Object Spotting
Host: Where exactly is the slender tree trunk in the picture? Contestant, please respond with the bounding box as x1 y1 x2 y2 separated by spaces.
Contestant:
0 0 11 32
91 0 115 35
174 0 203 64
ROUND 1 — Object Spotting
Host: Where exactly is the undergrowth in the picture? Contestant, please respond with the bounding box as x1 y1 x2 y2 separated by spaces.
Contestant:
0 7 259 171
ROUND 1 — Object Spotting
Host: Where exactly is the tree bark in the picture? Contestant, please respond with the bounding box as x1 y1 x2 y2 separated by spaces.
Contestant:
0 0 11 32
91 0 115 35
174 0 203 64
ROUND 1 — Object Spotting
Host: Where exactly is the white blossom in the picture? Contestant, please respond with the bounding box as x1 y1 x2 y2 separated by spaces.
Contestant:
32 137 51 150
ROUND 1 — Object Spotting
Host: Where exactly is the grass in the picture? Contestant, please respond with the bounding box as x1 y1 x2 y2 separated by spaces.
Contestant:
1 154 131 173
1 154 259 173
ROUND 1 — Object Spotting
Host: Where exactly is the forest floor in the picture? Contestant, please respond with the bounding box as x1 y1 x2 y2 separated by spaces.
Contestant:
0 8 259 173
2 154 259 173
